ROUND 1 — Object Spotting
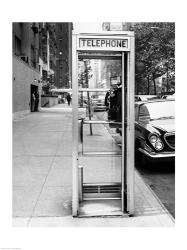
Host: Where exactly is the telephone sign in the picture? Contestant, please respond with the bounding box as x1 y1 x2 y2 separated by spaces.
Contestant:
79 37 130 51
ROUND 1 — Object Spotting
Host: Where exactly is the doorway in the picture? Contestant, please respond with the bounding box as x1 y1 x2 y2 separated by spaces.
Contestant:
30 84 38 112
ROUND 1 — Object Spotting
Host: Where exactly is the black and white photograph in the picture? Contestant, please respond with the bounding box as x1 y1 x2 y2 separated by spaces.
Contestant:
1 0 187 249
12 22 175 226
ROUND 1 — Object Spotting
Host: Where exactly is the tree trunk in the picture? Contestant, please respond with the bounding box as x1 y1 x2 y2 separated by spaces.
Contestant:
153 76 157 95
166 63 169 93
136 79 139 94
147 75 150 95
84 60 93 135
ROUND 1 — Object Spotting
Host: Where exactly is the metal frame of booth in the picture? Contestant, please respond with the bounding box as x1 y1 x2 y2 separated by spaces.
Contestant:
72 31 135 217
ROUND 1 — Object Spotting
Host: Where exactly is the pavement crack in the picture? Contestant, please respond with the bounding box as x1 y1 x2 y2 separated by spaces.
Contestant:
27 132 65 226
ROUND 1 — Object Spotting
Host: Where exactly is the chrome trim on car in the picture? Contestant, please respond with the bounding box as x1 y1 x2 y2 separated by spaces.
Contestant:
164 132 175 149
138 148 175 158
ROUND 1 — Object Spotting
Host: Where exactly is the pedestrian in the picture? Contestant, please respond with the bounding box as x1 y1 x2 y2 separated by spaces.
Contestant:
31 92 36 112
104 90 110 110
66 93 72 106
58 95 61 104
34 90 39 111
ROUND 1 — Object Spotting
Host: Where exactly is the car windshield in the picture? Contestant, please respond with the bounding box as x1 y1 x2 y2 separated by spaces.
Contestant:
144 101 175 120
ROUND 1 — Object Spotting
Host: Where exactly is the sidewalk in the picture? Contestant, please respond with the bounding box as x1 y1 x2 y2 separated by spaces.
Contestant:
13 104 174 227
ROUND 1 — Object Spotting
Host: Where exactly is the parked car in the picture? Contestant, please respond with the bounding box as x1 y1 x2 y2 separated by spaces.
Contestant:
135 95 160 102
162 93 175 100
135 99 175 166
91 94 106 111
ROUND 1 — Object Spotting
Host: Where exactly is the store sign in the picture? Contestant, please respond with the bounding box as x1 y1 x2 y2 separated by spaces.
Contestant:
79 38 129 51
110 22 123 31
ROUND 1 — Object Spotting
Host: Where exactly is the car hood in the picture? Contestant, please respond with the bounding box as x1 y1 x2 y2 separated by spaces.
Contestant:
150 119 175 133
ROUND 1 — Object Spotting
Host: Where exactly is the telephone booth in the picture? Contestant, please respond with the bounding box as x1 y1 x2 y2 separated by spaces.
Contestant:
72 31 135 217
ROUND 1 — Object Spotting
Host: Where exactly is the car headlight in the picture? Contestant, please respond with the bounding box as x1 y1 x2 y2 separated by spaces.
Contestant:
155 141 164 150
149 135 157 143
148 134 164 151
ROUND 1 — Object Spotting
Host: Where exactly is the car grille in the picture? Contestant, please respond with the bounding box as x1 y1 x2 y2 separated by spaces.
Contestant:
164 133 175 149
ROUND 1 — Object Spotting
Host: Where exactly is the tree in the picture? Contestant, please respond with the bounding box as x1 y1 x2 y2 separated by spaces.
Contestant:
78 59 93 134
78 59 93 88
42 81 55 95
133 22 175 95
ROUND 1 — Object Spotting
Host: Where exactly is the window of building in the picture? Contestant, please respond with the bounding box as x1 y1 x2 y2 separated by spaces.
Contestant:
35 48 39 64
14 36 22 56
42 50 47 64
42 70 47 81
31 45 36 68
50 60 53 69
59 60 63 67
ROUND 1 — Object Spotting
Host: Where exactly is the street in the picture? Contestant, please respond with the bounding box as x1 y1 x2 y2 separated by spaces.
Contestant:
135 161 175 218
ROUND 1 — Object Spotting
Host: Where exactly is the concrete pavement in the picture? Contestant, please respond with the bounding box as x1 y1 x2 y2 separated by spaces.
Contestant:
13 104 174 226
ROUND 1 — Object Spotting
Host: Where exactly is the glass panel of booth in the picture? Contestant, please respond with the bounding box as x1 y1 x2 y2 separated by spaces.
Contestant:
77 53 125 185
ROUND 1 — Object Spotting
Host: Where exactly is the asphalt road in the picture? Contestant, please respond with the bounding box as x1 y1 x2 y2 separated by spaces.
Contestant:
135 161 175 218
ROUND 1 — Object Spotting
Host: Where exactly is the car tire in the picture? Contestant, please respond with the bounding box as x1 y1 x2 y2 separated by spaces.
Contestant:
135 139 148 168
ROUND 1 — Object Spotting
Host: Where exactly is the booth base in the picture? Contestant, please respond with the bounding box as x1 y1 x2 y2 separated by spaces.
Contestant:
78 199 128 217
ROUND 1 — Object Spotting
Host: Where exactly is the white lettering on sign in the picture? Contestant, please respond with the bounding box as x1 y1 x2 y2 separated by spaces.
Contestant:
79 38 128 50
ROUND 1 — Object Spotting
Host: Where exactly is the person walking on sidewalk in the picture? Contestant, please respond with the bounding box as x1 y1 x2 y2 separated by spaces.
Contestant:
34 90 39 111
66 93 72 106
31 92 36 112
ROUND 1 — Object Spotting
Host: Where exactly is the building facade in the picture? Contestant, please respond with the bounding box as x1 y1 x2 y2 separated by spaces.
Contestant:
55 23 73 89
39 23 57 91
13 22 73 115
13 22 41 115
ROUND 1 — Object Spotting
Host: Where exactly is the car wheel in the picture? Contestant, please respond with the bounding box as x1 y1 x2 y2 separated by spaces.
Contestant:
135 140 148 168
